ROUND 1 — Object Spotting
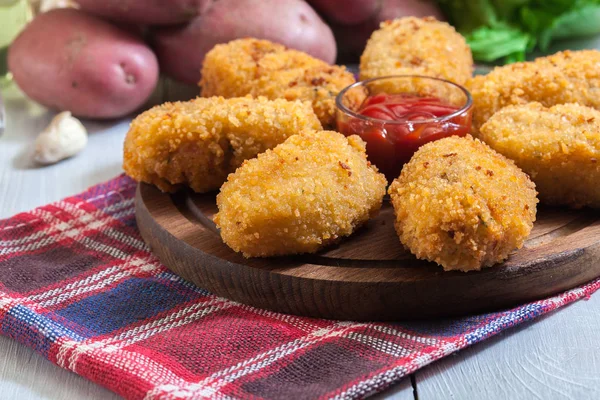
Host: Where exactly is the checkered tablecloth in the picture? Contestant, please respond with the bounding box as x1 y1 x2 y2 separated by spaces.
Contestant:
0 174 598 399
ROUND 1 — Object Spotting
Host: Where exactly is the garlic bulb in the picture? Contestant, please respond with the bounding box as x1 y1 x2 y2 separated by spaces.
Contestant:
34 111 88 165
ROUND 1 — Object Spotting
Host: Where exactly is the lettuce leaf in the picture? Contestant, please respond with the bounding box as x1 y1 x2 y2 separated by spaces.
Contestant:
537 3 600 49
491 0 530 20
436 0 498 33
466 23 533 62
438 0 600 63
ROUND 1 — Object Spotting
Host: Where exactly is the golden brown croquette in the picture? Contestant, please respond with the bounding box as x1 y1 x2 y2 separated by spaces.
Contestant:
359 17 473 85
123 96 322 193
388 135 537 272
200 38 357 129
215 130 387 257
481 102 600 208
467 50 600 134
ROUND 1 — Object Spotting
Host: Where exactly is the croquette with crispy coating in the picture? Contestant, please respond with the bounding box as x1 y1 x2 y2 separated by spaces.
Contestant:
215 130 387 257
123 96 322 193
467 50 600 134
359 17 473 85
200 38 357 128
481 102 600 208
389 136 537 272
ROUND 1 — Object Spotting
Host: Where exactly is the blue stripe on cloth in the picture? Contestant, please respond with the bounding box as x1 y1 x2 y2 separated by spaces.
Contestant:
1 304 87 356
464 302 546 345
54 277 201 335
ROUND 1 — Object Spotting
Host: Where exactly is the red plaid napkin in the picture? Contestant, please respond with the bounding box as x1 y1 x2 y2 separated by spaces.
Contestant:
0 174 598 400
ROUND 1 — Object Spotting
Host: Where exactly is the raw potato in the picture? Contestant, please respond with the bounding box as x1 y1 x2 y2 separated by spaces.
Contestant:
123 96 322 193
152 0 336 85
76 0 201 25
200 38 355 128
480 102 600 208
8 9 159 119
215 130 387 257
467 50 600 134
359 17 473 85
306 0 380 24
376 0 444 23
389 136 537 272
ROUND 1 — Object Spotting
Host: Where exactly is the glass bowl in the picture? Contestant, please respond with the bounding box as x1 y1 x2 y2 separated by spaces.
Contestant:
336 75 473 182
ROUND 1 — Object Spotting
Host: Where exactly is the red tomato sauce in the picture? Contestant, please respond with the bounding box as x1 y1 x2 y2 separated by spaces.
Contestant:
337 93 472 181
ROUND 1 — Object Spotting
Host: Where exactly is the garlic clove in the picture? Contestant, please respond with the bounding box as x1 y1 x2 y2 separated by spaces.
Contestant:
34 111 88 165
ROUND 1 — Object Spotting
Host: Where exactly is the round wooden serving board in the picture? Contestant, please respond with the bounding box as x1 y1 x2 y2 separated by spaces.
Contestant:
136 183 600 321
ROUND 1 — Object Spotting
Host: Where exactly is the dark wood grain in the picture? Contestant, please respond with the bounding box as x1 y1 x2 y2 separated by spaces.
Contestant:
135 183 600 321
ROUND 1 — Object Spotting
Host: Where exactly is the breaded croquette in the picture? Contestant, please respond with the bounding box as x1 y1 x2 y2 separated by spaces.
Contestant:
359 17 473 85
467 50 600 134
389 136 537 272
123 96 322 193
215 130 387 257
200 38 357 128
481 102 600 208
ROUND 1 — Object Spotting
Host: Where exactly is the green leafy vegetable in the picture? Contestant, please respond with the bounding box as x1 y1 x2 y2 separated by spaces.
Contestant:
466 23 532 62
436 0 498 33
438 0 600 63
538 4 600 49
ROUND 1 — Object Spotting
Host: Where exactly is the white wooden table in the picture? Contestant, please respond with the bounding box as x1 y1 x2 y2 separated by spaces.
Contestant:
2 67 600 399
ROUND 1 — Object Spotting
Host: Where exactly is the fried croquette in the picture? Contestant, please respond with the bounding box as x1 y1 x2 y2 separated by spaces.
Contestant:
359 17 473 85
467 50 600 134
214 130 387 257
199 38 357 129
123 96 322 193
389 136 537 272
481 102 600 208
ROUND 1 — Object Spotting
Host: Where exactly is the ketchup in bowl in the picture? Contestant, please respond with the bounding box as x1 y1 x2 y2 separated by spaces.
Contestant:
336 76 473 182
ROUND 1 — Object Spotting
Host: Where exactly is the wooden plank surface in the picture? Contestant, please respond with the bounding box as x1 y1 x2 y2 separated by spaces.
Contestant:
0 336 120 400
2 82 599 400
416 294 600 399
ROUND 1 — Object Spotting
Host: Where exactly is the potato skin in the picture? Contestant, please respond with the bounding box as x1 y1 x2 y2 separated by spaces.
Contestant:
480 102 600 208
123 96 322 193
76 0 201 25
376 0 444 22
359 17 473 85
215 130 387 257
389 136 537 272
8 9 158 119
467 50 600 134
152 0 336 85
306 0 380 25
200 38 355 128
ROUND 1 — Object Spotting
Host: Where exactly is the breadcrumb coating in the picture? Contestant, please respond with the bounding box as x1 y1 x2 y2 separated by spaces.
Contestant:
359 17 473 85
389 136 537 272
123 96 322 193
199 38 357 129
215 130 387 257
481 102 600 208
467 50 600 134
